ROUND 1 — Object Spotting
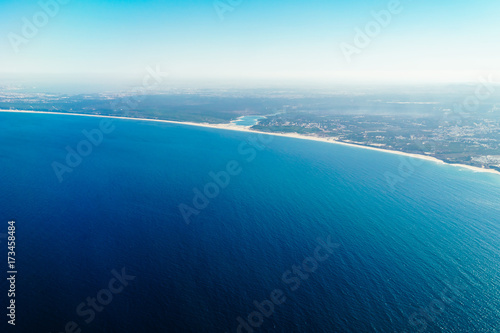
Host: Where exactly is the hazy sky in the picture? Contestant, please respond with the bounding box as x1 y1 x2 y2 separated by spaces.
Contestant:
1 0 500 85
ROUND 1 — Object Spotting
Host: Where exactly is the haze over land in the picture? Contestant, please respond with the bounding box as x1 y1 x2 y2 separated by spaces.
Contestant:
2 81 500 171
3 0 500 332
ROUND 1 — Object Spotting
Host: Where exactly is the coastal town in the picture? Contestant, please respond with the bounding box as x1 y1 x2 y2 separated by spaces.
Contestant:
2 86 499 171
253 111 500 171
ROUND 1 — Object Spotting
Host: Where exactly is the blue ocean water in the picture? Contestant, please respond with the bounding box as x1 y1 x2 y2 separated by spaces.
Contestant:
0 112 499 333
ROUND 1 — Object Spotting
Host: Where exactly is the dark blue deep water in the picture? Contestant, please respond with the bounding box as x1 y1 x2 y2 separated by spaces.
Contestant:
0 112 499 332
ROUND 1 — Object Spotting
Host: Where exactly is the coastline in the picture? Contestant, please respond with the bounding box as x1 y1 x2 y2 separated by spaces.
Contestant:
1 109 499 177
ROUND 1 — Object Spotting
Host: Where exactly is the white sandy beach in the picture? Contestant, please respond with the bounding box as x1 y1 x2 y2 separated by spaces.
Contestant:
1 109 499 176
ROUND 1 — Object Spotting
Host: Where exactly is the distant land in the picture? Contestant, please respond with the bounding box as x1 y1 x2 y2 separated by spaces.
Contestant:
1 85 499 172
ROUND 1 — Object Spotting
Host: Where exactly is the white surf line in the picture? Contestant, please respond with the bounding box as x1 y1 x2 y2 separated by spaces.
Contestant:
1 109 499 176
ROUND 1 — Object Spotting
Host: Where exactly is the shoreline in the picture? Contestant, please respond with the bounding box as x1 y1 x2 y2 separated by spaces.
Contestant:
1 109 499 177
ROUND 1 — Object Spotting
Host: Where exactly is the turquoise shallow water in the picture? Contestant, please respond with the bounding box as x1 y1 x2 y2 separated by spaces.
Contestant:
0 112 499 332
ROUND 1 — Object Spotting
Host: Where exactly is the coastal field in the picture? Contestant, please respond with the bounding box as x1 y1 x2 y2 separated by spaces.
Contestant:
3 0 500 331
2 109 498 176
1 110 499 332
